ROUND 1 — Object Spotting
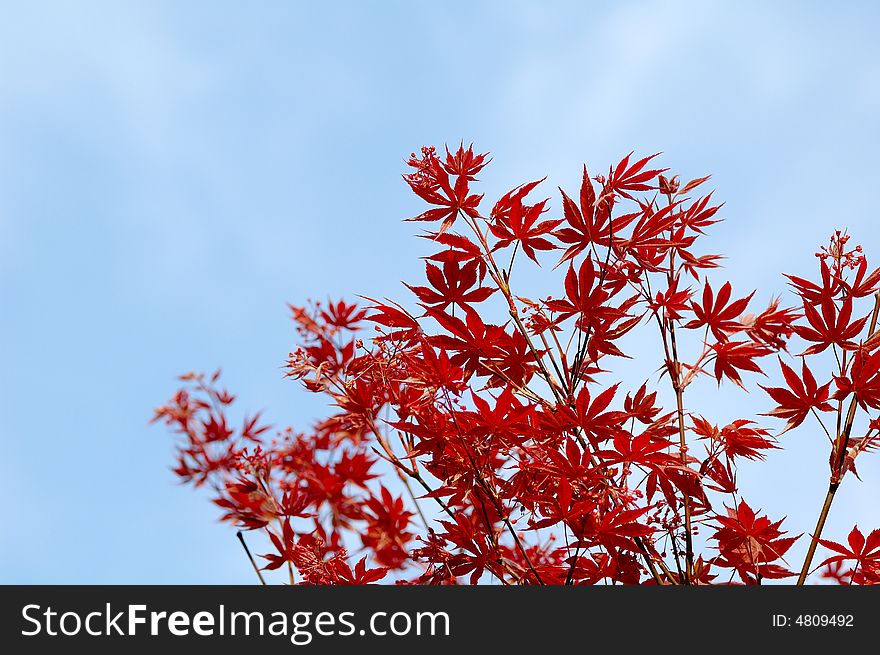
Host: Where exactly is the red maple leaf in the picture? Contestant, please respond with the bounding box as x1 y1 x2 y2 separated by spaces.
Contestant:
833 348 880 410
684 280 753 342
793 295 868 355
406 257 496 312
404 145 485 234
554 167 637 264
490 180 561 264
761 358 834 433
711 499 799 582
608 152 665 195
817 526 880 585
710 340 771 388
692 417 777 461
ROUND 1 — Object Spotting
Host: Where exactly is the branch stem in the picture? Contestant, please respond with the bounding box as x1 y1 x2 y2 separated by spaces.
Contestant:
798 290 880 584
796 483 838 585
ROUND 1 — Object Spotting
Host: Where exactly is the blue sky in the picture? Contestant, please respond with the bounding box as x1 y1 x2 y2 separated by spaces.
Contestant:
2 0 879 583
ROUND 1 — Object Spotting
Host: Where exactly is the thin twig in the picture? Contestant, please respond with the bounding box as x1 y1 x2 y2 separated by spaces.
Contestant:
236 531 267 585
668 318 695 583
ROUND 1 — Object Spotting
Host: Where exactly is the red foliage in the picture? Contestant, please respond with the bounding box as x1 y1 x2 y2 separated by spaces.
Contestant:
153 145 880 585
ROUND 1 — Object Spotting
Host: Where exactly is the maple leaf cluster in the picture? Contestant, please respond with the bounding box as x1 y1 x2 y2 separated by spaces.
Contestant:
154 146 880 585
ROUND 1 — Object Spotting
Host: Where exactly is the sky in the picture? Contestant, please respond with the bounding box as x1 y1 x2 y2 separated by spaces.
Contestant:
2 0 880 583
